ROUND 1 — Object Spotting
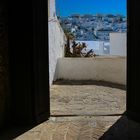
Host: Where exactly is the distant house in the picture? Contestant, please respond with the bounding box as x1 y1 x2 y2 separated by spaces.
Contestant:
82 14 93 19
80 30 84 35
122 17 127 22
110 32 126 56
71 27 76 33
96 28 113 41
71 14 81 19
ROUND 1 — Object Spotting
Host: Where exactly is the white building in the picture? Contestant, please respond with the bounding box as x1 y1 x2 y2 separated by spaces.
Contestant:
110 33 126 56
71 28 76 33
75 40 110 55
80 30 84 35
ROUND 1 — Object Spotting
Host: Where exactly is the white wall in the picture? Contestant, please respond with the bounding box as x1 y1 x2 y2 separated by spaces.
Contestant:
56 57 126 85
48 0 67 85
75 41 110 55
48 0 56 18
110 33 126 56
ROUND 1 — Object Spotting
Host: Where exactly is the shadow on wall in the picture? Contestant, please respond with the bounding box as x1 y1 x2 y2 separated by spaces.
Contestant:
99 115 140 140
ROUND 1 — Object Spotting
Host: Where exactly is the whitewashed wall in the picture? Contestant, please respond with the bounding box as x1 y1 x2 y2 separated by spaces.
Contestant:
48 0 66 85
56 57 126 85
49 0 56 18
75 41 110 55
110 33 127 56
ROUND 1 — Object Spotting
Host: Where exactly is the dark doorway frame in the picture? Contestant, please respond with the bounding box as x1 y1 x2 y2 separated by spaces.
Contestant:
8 0 50 125
126 0 140 122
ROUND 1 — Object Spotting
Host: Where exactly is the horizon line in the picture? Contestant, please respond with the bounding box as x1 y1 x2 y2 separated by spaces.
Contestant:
58 13 127 18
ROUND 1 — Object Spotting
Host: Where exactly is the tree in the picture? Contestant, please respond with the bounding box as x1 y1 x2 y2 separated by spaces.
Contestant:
62 25 96 57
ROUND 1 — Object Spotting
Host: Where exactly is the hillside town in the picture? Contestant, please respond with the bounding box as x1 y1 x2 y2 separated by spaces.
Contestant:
59 14 127 41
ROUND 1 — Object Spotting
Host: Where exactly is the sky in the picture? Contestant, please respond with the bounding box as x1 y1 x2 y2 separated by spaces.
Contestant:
56 0 127 17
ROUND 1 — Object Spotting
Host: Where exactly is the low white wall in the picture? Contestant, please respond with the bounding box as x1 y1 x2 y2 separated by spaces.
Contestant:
49 19 66 85
56 57 126 85
110 33 126 56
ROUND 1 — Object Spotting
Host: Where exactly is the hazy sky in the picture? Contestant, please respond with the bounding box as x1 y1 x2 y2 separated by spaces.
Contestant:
56 0 127 17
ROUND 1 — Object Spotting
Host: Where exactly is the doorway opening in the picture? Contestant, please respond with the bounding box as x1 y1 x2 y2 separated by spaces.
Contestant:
49 0 127 139
50 0 127 115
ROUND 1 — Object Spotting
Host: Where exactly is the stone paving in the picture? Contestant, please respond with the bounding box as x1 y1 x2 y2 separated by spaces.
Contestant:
13 116 140 140
50 81 126 116
2 81 140 140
